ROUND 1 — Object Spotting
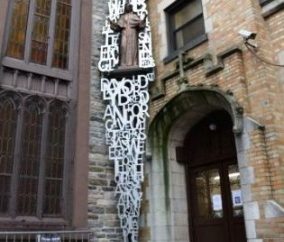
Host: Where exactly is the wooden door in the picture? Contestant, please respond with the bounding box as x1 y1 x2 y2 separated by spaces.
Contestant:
184 111 246 242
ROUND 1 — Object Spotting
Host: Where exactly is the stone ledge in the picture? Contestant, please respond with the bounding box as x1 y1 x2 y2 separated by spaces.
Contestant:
264 200 284 218
103 67 153 78
262 0 284 18
151 45 243 101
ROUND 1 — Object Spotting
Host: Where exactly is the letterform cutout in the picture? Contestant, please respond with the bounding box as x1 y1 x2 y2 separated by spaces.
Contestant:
99 1 155 241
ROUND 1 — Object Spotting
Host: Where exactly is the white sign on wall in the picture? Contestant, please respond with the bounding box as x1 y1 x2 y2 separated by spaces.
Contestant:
212 194 223 211
232 190 243 207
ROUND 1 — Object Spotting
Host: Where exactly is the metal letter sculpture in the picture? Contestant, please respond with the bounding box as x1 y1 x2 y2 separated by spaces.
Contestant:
99 1 155 241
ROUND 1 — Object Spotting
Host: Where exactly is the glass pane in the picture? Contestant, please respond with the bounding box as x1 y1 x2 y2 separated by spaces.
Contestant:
6 0 30 59
174 16 205 49
229 164 243 217
175 31 184 50
195 169 223 219
17 102 43 215
44 102 66 216
0 99 17 213
30 0 52 65
52 0 72 69
173 0 202 29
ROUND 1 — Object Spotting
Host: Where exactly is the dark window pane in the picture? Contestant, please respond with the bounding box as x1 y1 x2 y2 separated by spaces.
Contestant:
172 0 202 29
0 99 17 213
6 0 30 59
228 164 243 217
30 0 52 65
175 30 184 50
17 101 43 215
195 169 223 219
259 0 274 6
44 102 66 216
52 0 72 69
168 0 205 50
174 16 205 49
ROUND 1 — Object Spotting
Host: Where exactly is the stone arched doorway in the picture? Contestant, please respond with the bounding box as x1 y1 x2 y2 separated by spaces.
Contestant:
146 87 250 242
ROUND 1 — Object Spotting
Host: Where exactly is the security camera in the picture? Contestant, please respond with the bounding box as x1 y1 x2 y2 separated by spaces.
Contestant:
238 29 257 40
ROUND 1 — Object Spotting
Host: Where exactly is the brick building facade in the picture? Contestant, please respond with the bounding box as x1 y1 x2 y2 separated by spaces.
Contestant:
0 0 284 242
140 0 284 241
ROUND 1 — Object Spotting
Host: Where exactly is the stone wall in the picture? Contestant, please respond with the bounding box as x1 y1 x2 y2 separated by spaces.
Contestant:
88 0 123 241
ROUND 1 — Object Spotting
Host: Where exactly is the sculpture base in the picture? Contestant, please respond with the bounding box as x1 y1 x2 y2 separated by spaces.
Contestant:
103 66 154 78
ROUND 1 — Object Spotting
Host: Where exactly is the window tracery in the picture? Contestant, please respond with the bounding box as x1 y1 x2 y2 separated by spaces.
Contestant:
0 91 69 218
0 97 17 214
44 101 67 216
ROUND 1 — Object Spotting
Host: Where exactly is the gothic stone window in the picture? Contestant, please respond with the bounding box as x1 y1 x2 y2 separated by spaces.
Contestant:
0 0 74 221
0 92 68 218
6 0 72 69
165 0 206 54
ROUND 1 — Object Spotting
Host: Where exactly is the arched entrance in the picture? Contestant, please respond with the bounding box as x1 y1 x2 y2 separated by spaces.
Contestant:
184 110 246 242
147 87 250 241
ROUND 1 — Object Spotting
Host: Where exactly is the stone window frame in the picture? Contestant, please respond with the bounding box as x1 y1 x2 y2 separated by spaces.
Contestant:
164 0 207 63
1 0 80 81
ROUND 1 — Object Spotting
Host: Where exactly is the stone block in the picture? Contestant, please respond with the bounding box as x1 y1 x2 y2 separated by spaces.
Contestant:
244 201 260 220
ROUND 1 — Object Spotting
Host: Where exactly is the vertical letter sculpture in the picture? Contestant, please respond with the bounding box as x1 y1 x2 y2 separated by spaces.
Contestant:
98 1 155 241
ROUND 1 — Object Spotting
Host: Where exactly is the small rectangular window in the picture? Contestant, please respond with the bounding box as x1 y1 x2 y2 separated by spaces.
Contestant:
166 0 205 52
52 0 72 69
30 0 52 65
6 0 30 59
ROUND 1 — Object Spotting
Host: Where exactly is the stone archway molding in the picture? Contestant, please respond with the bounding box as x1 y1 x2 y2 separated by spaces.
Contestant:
149 86 244 141
148 86 244 205
146 86 245 241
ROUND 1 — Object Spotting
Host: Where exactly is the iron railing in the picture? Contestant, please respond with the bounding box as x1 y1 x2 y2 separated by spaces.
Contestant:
0 230 94 242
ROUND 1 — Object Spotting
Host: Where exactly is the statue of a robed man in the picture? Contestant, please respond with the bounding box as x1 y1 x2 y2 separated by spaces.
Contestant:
109 4 146 68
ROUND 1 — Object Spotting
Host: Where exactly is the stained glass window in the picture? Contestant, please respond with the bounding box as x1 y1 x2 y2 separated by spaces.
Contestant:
0 93 69 217
52 0 72 69
6 0 30 59
44 102 67 216
17 101 43 215
30 0 52 64
0 99 17 213
6 0 72 69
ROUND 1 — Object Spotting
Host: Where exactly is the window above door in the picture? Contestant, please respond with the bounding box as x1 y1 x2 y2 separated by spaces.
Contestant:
164 0 207 62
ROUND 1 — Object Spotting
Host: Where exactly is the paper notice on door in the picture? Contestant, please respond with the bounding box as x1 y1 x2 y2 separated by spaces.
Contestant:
212 194 222 211
232 190 243 207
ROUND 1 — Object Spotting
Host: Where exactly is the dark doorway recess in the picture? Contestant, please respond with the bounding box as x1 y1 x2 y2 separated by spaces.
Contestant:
183 110 246 242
